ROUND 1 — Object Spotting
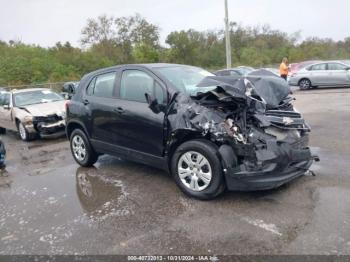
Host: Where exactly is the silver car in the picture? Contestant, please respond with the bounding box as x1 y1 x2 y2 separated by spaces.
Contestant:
289 61 350 90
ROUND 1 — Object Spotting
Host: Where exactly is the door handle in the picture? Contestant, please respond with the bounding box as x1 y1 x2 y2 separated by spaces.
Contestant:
114 107 125 114
83 99 89 105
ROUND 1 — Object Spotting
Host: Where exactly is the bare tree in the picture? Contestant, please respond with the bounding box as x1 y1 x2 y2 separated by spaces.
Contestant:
81 15 116 45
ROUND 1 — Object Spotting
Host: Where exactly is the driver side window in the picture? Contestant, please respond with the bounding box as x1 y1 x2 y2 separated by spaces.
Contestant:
0 93 10 107
120 70 165 104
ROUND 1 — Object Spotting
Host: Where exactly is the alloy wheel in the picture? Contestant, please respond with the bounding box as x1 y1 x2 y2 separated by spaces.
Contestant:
299 79 311 89
72 135 87 162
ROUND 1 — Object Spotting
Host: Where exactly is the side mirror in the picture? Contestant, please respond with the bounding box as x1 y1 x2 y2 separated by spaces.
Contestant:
63 83 76 95
3 104 10 110
145 93 163 114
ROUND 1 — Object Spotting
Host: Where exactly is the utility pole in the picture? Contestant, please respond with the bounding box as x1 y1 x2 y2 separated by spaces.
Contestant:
224 0 232 69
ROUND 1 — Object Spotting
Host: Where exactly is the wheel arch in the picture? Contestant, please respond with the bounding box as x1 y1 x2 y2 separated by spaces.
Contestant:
15 117 20 127
166 130 211 170
166 129 235 173
66 120 90 139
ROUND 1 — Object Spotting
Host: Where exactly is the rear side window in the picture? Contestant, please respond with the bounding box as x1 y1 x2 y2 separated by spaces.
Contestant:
327 63 347 70
310 64 326 71
120 70 164 103
86 72 116 98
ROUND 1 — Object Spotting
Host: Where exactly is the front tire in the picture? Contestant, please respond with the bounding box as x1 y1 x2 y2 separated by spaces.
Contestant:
17 122 35 141
70 129 98 167
171 139 225 200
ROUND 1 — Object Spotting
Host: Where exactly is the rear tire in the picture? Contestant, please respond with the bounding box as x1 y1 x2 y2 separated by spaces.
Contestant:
70 129 98 167
299 79 312 90
171 139 225 200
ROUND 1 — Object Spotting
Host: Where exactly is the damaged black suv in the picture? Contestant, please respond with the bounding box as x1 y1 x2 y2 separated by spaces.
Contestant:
66 64 318 200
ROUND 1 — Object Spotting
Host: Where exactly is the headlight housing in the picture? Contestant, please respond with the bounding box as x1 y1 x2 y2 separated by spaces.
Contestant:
23 115 33 125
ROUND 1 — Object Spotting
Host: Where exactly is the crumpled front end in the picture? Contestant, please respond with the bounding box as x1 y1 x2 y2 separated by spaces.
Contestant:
33 114 66 137
222 125 314 191
166 73 318 191
16 101 67 138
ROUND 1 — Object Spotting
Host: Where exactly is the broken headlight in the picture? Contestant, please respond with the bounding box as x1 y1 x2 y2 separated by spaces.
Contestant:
23 115 33 125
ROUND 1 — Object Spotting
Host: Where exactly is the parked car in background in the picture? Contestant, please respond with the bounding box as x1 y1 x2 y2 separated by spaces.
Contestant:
214 66 255 77
340 60 350 66
0 88 66 141
213 68 243 77
234 66 255 76
258 68 280 77
66 63 316 200
289 61 350 90
289 60 321 76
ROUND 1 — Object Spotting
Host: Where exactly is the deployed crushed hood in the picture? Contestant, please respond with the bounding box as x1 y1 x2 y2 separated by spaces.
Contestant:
19 100 65 116
196 71 291 109
167 73 297 135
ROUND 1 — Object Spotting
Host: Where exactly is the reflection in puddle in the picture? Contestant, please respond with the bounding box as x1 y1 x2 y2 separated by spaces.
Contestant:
75 167 136 222
0 169 12 189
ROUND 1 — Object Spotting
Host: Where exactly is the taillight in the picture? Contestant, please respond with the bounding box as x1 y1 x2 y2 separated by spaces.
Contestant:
65 100 71 111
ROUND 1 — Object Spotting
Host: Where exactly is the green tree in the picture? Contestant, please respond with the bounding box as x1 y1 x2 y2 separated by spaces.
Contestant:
81 14 161 64
132 43 159 63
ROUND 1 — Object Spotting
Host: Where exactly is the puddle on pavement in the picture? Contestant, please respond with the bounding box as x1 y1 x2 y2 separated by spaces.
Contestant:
0 160 139 254
75 167 136 221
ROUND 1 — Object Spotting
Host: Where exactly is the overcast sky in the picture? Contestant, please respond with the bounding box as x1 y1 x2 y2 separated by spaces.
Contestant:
0 0 349 47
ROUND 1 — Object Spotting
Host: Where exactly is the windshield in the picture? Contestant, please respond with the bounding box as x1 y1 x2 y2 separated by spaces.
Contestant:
155 66 216 96
14 90 64 107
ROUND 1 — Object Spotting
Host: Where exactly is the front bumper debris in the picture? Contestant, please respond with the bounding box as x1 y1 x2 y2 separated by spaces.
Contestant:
224 141 317 191
32 115 66 136
225 159 313 191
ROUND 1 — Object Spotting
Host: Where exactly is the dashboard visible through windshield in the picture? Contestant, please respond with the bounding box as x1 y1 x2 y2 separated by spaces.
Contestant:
155 66 216 96
14 90 64 107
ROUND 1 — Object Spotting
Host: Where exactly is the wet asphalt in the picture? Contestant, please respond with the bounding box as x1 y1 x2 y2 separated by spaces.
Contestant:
1 87 350 255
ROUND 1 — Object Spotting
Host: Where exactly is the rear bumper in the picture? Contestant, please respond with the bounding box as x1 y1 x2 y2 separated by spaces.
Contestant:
288 77 299 86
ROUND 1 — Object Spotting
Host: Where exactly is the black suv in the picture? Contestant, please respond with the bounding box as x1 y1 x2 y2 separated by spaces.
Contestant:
66 64 317 200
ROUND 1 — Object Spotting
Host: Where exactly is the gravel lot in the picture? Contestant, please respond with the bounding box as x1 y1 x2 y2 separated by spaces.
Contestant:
1 86 350 255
